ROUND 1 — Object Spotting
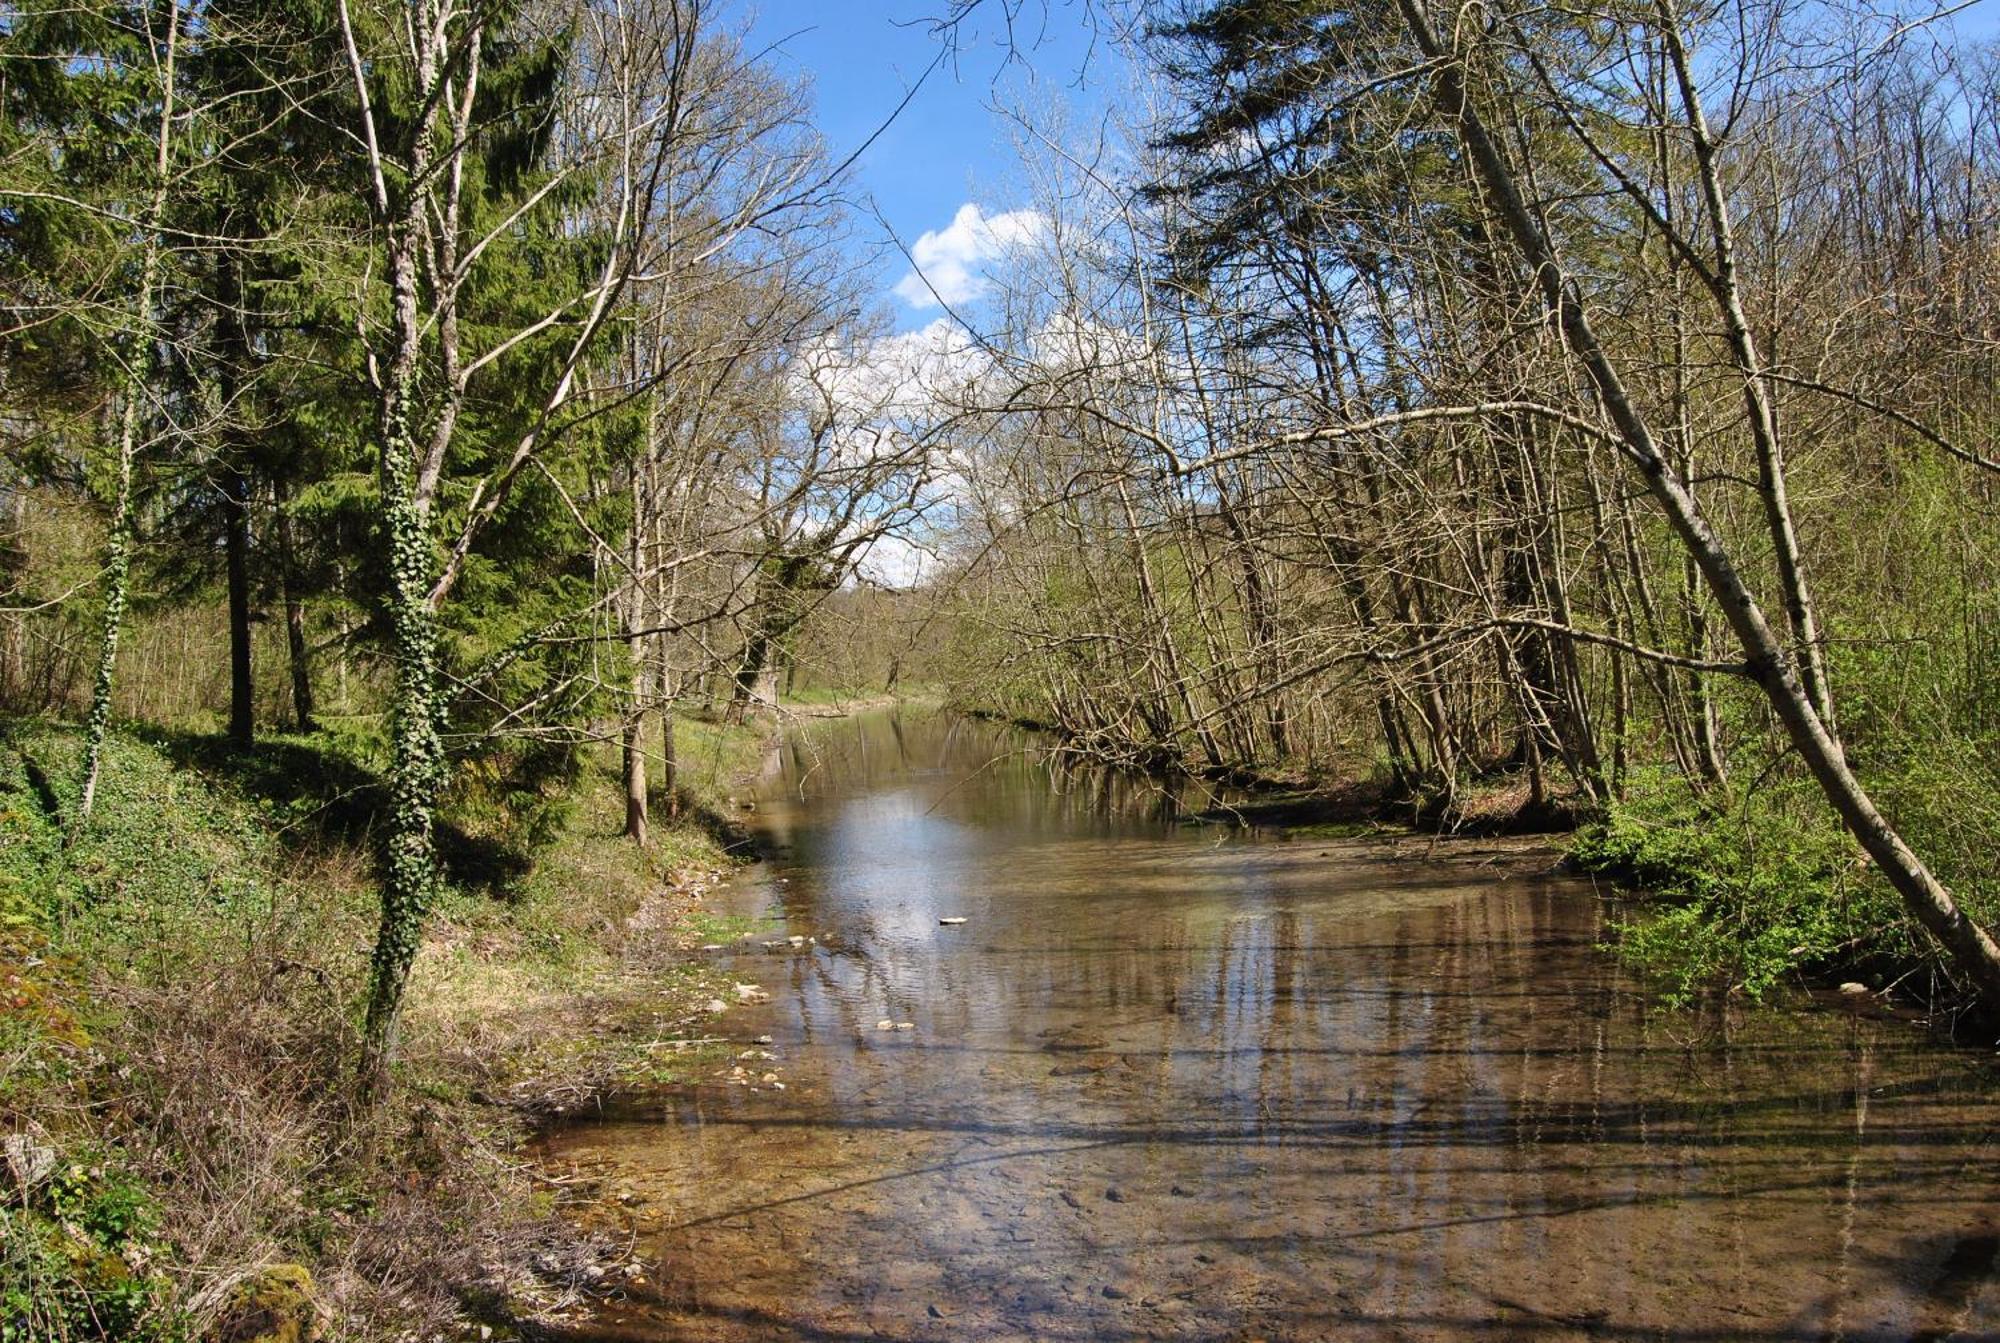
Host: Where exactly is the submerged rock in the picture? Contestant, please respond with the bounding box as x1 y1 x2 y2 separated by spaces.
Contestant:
1040 1026 1109 1053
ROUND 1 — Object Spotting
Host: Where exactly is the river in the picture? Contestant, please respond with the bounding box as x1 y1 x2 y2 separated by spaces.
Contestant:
538 708 2000 1341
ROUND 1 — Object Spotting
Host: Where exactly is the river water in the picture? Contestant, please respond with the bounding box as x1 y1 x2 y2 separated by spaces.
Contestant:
539 709 2000 1342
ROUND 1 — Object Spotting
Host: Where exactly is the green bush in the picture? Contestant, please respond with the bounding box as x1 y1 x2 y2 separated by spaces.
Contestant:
1575 769 1895 1005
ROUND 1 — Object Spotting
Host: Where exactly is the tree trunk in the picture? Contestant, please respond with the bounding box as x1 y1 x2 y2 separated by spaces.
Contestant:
224 464 254 744
362 367 447 1081
274 479 316 731
623 470 648 844
660 681 678 820
74 383 142 834
2 487 26 709
1656 0 1837 735
360 89 448 1082
622 716 647 845
729 628 770 724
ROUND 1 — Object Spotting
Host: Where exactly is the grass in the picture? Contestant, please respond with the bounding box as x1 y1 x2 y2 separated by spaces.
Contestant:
0 708 776 1341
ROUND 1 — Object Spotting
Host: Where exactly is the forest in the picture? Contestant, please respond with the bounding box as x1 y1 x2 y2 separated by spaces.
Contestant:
3 0 1999 1337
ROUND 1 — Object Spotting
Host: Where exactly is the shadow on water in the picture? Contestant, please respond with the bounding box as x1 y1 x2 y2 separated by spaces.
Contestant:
537 709 2000 1343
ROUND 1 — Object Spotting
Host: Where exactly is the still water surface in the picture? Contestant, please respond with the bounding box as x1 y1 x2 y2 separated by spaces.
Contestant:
542 710 2000 1341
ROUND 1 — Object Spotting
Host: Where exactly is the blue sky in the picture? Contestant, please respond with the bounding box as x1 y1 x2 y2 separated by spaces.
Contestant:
741 1 1115 330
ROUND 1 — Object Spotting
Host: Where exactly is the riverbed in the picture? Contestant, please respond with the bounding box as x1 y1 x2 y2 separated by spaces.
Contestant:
538 709 2000 1341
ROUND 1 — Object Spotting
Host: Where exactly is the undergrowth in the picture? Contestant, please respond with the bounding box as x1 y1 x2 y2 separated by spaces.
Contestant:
1573 762 1995 1012
0 710 770 1340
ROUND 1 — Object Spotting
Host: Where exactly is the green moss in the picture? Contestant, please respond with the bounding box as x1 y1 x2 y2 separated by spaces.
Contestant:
213 1264 315 1343
684 909 775 945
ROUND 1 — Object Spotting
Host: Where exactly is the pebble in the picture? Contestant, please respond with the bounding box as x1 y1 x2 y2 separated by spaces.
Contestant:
939 917 968 925
1060 1191 1082 1209
753 1035 774 1045
876 1020 895 1031
1102 1285 1129 1300
1838 982 1871 995
1104 1187 1127 1203
895 1021 915 1031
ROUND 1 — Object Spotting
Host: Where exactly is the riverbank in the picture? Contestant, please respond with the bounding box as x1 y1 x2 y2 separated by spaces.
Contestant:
954 705 1589 838
0 704 822 1341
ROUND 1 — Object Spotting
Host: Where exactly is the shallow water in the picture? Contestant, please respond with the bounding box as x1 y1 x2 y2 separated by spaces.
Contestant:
540 710 2000 1342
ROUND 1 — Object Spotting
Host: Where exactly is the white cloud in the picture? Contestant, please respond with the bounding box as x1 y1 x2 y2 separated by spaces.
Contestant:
854 533 934 588
891 203 1047 310
800 317 990 422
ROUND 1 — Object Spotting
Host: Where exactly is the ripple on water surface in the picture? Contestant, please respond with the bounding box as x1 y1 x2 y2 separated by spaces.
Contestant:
539 709 2000 1342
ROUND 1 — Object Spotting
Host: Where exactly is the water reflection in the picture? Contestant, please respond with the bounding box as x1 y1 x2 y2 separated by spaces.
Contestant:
541 709 2000 1342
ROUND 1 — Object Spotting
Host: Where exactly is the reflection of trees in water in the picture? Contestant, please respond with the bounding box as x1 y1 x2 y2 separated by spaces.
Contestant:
772 709 1228 829
1031 736 1251 827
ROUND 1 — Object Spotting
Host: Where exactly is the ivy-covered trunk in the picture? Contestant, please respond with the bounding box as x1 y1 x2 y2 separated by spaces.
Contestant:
73 376 142 832
358 89 445 1079
73 1 180 834
360 368 446 1081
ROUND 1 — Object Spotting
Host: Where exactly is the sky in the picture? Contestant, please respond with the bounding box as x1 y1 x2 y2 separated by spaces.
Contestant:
739 0 1118 331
